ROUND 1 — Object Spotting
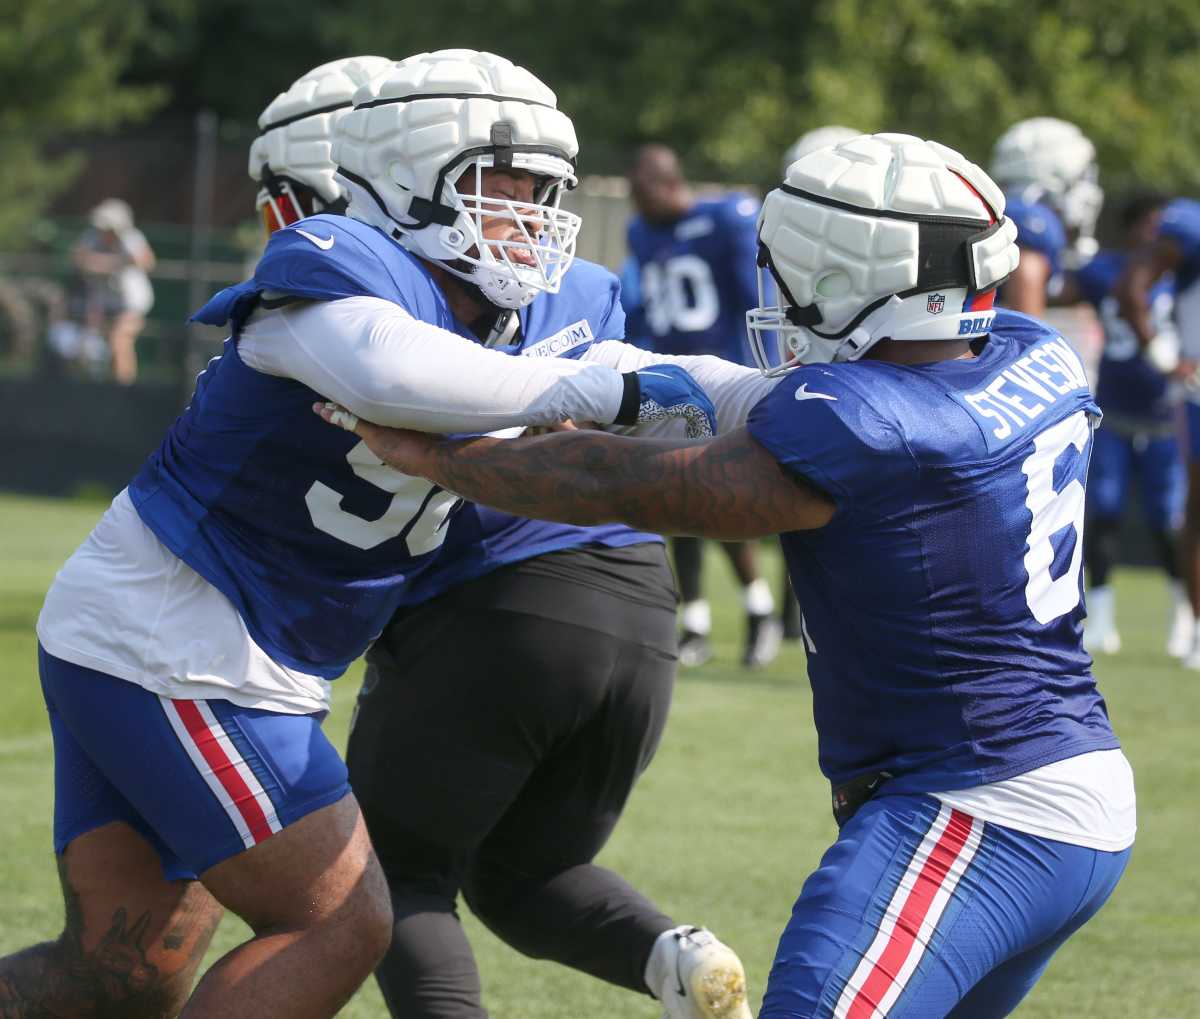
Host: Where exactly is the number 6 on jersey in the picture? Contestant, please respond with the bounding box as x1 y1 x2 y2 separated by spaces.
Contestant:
1021 411 1093 624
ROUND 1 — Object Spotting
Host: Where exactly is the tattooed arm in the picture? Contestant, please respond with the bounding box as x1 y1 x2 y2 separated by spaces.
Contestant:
314 403 835 539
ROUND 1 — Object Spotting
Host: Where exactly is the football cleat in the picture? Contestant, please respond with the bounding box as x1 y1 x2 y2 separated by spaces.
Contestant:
646 926 752 1019
678 631 714 669
743 613 782 669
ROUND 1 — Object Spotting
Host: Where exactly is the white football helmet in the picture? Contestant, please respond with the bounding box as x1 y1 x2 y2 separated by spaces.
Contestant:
334 49 581 309
781 126 861 177
249 55 394 234
747 133 1019 373
989 117 1103 248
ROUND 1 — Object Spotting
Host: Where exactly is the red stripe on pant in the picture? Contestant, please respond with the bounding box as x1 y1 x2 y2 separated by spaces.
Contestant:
173 699 275 845
844 809 974 1019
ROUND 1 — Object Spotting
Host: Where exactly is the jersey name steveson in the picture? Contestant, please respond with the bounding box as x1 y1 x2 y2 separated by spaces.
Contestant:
961 337 1089 441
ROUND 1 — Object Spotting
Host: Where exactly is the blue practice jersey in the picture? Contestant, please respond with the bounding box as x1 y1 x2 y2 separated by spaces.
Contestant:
1074 250 1176 423
627 194 760 364
1160 199 1200 356
1004 194 1067 276
747 311 1117 793
129 214 654 678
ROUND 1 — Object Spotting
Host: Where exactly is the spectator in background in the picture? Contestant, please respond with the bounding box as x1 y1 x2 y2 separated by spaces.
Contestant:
1073 193 1189 657
626 144 781 668
71 199 155 384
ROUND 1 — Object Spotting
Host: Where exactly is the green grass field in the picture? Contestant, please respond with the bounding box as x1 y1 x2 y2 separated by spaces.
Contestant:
2 492 1198 1017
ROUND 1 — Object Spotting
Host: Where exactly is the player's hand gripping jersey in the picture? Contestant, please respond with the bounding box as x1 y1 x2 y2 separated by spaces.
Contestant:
627 194 761 363
748 311 1117 793
39 214 730 711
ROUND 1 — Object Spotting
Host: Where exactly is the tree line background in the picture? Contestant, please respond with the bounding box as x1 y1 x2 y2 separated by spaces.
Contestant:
2 0 1199 247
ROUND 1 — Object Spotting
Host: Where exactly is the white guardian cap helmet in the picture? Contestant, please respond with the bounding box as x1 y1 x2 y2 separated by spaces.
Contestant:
747 133 1019 374
989 117 1102 250
335 49 581 309
250 55 395 234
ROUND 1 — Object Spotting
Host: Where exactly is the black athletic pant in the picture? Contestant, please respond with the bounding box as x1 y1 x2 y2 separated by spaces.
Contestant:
347 543 679 1019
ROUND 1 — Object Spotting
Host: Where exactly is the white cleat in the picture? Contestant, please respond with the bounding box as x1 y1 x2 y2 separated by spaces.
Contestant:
646 926 752 1019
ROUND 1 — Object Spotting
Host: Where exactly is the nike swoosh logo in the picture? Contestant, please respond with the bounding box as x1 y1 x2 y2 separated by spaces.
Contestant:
295 228 335 250
794 383 837 402
638 371 678 381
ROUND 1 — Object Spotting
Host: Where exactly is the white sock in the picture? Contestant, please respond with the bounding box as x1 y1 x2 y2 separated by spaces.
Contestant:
681 600 712 635
742 577 774 616
1087 585 1116 632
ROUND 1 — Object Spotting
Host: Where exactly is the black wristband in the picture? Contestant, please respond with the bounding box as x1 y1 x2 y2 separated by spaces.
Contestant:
614 372 642 425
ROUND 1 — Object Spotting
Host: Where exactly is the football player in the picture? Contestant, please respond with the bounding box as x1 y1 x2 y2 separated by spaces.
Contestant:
250 53 765 1019
1073 192 1188 656
328 134 1136 1018
627 143 781 668
1 51 734 1019
989 117 1103 316
1115 196 1200 666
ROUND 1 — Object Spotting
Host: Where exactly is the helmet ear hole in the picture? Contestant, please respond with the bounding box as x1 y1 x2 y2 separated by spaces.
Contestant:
815 271 852 300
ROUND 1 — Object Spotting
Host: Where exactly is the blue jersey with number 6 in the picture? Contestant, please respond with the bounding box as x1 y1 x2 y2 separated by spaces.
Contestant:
128 214 649 679
747 311 1117 793
627 194 761 364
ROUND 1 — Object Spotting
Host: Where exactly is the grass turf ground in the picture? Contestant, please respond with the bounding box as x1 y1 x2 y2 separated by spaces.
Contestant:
1 491 1197 1017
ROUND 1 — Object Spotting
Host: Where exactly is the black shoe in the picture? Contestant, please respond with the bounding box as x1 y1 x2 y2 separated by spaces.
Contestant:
678 630 713 668
780 594 804 641
743 613 782 669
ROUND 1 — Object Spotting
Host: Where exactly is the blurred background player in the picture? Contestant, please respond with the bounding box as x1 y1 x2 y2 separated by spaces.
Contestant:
1116 197 1200 667
626 143 781 667
1072 192 1189 656
253 53 756 1019
780 125 860 174
989 117 1103 317
70 198 156 384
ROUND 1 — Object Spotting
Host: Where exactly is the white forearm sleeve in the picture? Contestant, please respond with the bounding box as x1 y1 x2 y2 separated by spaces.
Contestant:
238 295 626 432
581 340 778 433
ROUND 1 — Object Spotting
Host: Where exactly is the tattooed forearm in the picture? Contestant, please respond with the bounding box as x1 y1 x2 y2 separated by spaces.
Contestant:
424 426 834 539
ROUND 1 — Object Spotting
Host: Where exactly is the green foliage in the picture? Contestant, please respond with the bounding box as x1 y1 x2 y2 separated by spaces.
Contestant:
0 0 167 245
3 0 1197 240
311 0 1200 192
